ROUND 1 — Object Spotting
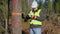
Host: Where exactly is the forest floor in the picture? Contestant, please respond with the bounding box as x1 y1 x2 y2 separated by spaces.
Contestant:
22 19 60 34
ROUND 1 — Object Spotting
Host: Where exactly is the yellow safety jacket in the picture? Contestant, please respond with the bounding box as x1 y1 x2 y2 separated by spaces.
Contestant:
29 9 42 25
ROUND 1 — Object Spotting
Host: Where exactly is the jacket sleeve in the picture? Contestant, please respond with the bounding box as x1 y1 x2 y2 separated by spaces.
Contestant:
36 9 47 21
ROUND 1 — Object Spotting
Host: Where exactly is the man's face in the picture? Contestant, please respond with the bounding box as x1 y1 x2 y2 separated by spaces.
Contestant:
33 7 38 11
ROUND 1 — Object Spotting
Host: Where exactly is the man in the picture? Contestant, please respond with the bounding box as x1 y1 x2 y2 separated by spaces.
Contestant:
22 1 45 34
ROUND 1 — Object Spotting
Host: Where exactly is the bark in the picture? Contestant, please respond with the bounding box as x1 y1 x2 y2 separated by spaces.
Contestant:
12 0 22 34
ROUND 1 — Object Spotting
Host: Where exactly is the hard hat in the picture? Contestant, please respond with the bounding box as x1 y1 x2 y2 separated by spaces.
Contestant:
31 1 38 8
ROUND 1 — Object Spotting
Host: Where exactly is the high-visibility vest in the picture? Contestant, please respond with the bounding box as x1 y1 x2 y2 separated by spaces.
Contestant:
29 9 42 25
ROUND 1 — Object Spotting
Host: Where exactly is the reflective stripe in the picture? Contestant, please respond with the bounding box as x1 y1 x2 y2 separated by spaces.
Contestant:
30 20 42 25
29 9 42 25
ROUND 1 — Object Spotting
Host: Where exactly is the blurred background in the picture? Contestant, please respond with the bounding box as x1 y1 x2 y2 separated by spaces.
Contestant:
0 0 60 34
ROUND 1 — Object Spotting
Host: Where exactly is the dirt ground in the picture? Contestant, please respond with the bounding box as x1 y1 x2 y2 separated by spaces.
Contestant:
22 19 60 34
22 22 30 34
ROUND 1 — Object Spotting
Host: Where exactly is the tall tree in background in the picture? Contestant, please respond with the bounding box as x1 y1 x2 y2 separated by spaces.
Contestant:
53 0 58 13
38 0 43 9
48 0 52 11
55 0 60 13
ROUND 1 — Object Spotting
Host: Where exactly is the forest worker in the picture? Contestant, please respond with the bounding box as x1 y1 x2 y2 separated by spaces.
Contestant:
22 0 45 34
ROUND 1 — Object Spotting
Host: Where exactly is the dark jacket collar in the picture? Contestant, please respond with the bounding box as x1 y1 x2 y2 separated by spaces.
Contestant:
32 9 39 13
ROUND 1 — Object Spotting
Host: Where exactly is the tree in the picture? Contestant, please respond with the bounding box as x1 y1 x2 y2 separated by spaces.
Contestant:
38 0 43 9
55 0 60 13
11 0 22 34
48 0 52 11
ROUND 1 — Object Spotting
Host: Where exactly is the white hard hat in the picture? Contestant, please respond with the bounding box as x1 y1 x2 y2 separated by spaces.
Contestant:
31 1 38 8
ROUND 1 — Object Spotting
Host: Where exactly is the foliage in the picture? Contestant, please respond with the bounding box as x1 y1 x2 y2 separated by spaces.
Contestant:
22 0 28 13
56 0 60 13
38 0 43 9
0 0 8 33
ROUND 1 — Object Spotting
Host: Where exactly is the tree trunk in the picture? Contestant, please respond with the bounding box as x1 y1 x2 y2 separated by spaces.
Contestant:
12 0 22 34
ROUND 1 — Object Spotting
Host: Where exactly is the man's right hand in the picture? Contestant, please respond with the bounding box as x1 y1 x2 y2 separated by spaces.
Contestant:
31 15 37 20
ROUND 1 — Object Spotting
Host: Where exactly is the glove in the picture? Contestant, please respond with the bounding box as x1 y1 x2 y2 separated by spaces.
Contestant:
21 13 25 19
24 15 31 22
